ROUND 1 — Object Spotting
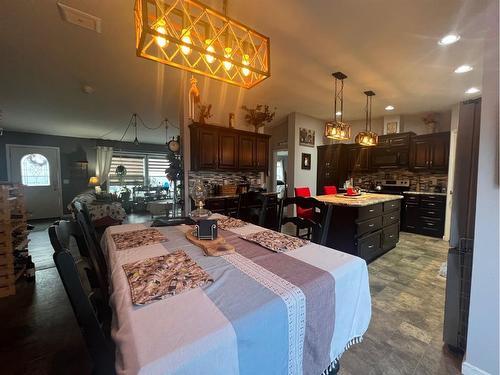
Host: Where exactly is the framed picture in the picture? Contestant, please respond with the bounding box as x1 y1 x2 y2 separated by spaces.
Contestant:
301 153 311 170
299 127 315 147
384 117 401 134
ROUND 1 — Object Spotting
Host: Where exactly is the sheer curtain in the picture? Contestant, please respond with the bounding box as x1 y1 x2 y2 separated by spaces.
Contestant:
95 146 114 184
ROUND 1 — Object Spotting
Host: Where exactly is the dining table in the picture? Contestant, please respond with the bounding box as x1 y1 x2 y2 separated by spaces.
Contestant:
102 214 371 375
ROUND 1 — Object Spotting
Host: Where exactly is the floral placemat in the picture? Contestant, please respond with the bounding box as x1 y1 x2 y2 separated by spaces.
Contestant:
111 228 167 250
241 230 309 253
217 217 247 230
122 250 213 305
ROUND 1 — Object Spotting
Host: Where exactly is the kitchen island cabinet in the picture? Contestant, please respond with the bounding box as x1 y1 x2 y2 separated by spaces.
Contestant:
315 193 403 262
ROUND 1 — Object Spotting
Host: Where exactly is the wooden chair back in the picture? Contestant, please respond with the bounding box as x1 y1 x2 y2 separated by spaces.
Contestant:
278 196 333 245
49 225 115 375
237 191 268 227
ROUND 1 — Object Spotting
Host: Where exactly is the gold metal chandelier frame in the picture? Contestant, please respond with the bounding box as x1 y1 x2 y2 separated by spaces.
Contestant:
134 0 271 88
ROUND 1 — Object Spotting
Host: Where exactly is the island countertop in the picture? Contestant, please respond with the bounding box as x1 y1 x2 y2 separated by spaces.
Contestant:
315 193 403 207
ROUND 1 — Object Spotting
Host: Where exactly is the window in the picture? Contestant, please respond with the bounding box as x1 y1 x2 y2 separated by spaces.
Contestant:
108 152 170 193
147 156 170 187
20 154 50 186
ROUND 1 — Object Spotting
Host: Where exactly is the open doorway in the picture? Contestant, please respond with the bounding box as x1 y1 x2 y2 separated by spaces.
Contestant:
274 150 288 198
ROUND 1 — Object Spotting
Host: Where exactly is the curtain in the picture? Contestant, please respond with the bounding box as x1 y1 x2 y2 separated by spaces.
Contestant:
95 146 114 184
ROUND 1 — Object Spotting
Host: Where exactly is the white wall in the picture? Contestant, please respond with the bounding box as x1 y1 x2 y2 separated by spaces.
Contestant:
463 4 499 374
287 112 326 195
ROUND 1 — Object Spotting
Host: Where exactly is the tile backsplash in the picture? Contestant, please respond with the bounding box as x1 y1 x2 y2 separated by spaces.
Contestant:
351 169 448 192
188 171 263 189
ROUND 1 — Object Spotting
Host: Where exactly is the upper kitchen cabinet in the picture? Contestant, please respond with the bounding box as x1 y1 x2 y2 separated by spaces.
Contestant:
347 144 371 173
190 123 270 172
409 132 450 171
190 125 219 170
317 144 346 195
371 132 414 169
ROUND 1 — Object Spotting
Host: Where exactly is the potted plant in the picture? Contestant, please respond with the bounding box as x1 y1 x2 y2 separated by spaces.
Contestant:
241 104 276 133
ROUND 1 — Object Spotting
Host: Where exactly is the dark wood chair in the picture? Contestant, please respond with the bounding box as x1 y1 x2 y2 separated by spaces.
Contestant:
49 225 115 375
278 196 333 245
237 191 268 227
72 202 109 303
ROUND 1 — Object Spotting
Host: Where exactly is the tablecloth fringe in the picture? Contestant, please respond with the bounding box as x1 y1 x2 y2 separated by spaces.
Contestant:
321 336 364 375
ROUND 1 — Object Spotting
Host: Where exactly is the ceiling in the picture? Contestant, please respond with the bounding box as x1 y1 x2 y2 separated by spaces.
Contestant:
0 0 493 144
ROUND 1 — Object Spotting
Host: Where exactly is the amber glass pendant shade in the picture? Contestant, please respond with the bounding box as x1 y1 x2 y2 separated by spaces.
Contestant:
134 0 270 89
356 90 378 146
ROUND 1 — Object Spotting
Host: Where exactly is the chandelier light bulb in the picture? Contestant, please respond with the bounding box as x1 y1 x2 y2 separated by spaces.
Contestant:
242 54 251 77
205 40 215 63
180 29 192 55
223 47 233 70
155 25 168 48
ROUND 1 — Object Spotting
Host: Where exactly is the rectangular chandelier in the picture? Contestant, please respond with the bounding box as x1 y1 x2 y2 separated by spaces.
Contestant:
134 0 271 89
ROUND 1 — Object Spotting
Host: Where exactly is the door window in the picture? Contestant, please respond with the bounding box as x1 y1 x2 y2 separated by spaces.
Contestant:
20 153 50 186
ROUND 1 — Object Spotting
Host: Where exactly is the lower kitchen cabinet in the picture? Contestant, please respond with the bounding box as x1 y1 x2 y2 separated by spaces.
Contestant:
401 193 446 238
324 199 402 263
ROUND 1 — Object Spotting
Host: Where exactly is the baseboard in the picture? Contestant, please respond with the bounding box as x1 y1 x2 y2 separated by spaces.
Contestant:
462 361 491 375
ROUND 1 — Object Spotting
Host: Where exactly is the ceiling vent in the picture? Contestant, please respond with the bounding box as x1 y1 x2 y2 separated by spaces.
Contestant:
57 2 101 33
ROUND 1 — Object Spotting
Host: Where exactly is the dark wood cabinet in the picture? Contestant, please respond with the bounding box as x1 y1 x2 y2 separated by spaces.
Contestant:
401 193 446 238
196 128 218 170
410 132 450 171
238 135 255 170
316 144 347 195
255 138 268 171
218 133 238 169
325 199 402 263
347 145 371 172
190 123 270 172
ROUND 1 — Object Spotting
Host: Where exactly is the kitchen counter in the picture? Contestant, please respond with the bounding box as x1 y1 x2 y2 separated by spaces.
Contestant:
315 193 403 207
205 192 277 200
403 191 447 196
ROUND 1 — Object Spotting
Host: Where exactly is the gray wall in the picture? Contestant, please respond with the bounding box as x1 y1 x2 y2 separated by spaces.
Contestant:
463 3 499 374
0 131 168 212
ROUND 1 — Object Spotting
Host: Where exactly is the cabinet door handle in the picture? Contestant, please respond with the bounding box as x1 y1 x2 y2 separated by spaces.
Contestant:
368 223 375 227
368 245 374 249
390 216 395 220
427 222 435 226
369 209 375 212
428 211 435 214
389 235 394 238
428 203 435 206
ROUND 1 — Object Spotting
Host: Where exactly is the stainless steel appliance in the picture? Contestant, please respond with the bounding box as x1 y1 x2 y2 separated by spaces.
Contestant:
443 98 481 352
371 179 410 195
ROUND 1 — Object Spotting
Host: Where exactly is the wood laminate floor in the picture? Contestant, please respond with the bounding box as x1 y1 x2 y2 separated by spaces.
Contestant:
0 224 462 374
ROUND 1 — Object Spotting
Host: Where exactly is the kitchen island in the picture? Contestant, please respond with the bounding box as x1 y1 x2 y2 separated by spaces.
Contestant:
315 193 403 262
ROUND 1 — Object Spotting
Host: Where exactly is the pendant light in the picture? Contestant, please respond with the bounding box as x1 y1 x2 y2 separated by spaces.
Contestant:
325 72 351 141
355 90 378 146
132 114 139 145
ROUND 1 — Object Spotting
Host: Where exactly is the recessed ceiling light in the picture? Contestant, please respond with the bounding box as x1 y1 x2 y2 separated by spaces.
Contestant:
465 87 480 94
385 105 395 111
454 65 473 73
336 111 342 116
438 34 460 45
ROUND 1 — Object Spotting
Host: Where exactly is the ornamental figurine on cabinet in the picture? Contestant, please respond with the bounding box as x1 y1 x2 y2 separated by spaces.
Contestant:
241 104 276 133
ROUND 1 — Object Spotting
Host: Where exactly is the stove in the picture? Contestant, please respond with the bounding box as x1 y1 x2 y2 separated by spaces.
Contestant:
373 179 410 195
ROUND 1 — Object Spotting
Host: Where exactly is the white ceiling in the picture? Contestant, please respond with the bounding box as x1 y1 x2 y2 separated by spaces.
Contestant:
0 0 493 144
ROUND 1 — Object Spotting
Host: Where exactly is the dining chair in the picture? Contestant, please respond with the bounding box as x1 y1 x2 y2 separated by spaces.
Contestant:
278 196 333 245
237 191 268 227
73 207 110 303
323 185 338 195
293 186 313 219
49 225 115 375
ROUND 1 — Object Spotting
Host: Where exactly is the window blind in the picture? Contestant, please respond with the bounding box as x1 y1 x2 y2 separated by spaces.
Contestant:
109 155 145 185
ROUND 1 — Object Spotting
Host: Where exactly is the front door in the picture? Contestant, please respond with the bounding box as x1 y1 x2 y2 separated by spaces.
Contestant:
7 145 63 219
